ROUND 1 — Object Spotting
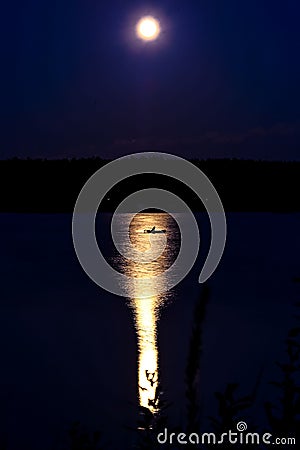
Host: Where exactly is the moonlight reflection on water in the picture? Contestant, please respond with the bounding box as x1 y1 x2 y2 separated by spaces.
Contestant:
111 213 180 412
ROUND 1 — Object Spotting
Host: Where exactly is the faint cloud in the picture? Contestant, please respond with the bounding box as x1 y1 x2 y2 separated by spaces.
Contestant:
208 121 300 145
107 120 300 160
111 121 300 150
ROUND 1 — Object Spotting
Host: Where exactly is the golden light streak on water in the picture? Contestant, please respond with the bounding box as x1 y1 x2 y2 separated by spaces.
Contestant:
112 213 179 413
133 295 160 412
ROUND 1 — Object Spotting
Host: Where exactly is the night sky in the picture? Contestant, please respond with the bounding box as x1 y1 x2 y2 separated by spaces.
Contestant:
1 0 300 159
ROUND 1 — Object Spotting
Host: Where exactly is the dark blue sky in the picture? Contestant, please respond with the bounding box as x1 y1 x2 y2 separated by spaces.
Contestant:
1 0 300 159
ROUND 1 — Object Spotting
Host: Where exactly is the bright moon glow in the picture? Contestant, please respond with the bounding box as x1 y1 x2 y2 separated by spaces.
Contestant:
136 16 161 41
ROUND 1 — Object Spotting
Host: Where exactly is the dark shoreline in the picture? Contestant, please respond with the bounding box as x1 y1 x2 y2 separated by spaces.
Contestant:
1 157 299 213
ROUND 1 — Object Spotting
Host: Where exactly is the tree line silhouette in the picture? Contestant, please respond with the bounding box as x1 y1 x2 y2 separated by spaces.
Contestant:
1 157 299 212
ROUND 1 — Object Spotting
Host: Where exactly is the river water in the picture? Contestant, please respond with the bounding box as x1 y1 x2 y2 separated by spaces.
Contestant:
0 212 299 448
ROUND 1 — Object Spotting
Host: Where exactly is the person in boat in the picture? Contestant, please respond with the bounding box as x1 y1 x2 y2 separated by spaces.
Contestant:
144 226 161 233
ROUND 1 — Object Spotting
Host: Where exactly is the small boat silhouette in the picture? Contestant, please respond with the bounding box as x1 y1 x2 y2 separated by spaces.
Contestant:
143 226 166 234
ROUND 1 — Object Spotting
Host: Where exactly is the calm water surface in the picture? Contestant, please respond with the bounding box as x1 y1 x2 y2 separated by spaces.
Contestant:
1 212 300 449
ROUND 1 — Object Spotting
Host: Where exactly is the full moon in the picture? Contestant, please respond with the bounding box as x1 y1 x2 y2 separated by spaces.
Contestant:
136 16 161 41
